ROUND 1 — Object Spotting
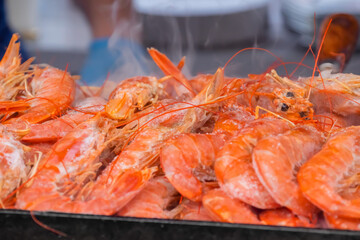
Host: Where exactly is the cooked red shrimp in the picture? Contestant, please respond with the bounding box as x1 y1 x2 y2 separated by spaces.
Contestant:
4 66 75 125
178 199 213 221
215 118 291 209
105 76 165 120
202 189 260 224
161 133 225 202
259 208 316 228
104 68 225 177
298 126 360 219
0 125 29 204
32 68 223 214
324 213 360 230
305 72 360 116
118 176 179 219
16 113 158 215
253 126 324 217
16 116 109 211
161 105 252 202
21 97 105 142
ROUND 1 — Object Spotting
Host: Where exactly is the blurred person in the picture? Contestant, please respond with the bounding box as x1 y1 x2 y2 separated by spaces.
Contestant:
74 0 149 86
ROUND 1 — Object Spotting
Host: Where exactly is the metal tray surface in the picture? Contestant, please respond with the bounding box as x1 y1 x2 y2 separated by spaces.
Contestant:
1 209 359 240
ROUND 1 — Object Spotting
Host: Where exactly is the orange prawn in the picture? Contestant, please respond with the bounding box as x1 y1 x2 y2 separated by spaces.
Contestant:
17 67 225 215
101 67 225 178
259 208 316 228
0 125 29 206
305 72 360 116
3 66 75 126
214 118 291 209
161 133 225 202
202 188 260 224
105 76 165 120
16 114 156 215
15 115 110 211
160 106 252 202
21 97 106 142
118 176 180 219
252 126 324 218
298 126 360 219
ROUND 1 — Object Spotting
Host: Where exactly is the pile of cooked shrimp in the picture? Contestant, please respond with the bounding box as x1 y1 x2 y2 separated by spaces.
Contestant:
1 34 360 231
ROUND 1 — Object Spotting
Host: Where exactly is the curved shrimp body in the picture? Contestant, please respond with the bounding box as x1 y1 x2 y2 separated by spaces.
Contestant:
298 126 360 219
118 176 179 219
15 115 109 211
16 115 156 215
202 189 260 224
253 126 323 217
105 76 164 120
259 208 316 228
178 199 213 221
5 67 75 125
0 34 34 102
215 118 291 209
324 213 360 230
161 133 225 202
21 97 106 143
0 125 28 202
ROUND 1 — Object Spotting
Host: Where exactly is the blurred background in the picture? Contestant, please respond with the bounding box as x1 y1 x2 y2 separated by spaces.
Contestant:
4 0 360 86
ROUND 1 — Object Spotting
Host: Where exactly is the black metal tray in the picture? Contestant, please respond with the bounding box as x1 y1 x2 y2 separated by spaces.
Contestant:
1 209 359 240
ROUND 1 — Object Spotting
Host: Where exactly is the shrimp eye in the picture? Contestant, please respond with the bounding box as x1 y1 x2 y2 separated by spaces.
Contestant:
299 111 307 118
286 92 295 98
281 103 289 112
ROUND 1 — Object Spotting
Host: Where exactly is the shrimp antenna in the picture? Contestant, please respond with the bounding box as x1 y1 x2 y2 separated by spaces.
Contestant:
254 105 295 127
307 18 333 99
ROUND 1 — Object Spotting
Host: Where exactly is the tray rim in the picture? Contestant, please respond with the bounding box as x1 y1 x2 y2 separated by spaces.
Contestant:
1 209 359 237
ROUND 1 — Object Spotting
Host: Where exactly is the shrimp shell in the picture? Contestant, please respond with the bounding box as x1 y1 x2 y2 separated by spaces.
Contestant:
253 126 324 217
202 189 260 224
298 126 360 219
215 118 291 209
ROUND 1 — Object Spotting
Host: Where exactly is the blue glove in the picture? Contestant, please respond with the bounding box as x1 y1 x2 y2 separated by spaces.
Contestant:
80 38 149 86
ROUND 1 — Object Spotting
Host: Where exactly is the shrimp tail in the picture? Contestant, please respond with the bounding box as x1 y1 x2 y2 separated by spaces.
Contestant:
195 67 225 104
0 34 21 68
148 48 195 96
